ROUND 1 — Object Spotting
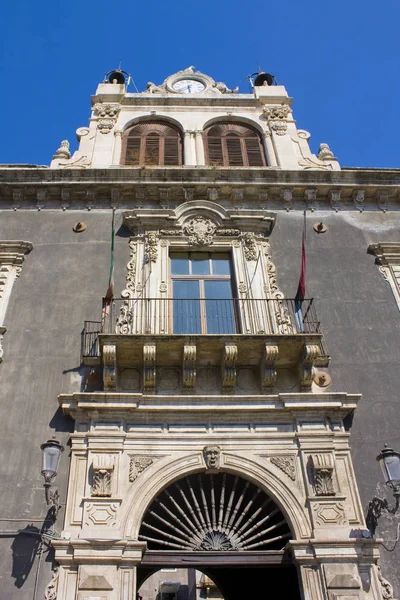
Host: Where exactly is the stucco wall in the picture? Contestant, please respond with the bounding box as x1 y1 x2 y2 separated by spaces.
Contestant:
1 207 400 597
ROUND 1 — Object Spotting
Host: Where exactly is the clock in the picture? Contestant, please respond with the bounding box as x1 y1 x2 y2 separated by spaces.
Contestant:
172 79 206 94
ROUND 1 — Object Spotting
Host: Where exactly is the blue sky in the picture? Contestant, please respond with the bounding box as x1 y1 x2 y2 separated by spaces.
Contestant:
1 0 398 168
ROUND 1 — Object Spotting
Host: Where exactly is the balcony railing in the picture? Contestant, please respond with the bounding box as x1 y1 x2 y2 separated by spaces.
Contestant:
102 297 321 336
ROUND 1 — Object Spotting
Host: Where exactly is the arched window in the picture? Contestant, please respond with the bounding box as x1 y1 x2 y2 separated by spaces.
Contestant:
204 122 267 167
122 122 183 166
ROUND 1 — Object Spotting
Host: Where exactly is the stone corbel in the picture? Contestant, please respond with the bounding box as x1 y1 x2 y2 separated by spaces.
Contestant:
353 189 365 212
281 189 293 211
103 344 117 391
329 189 341 212
261 343 279 392
222 343 238 393
300 343 320 390
310 454 336 496
183 344 196 391
91 454 115 497
143 344 156 392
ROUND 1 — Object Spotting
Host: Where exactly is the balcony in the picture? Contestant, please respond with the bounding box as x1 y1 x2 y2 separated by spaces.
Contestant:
82 298 329 394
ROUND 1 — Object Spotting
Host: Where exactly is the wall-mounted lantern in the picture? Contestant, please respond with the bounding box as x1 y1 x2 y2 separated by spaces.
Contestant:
40 437 64 514
366 444 400 535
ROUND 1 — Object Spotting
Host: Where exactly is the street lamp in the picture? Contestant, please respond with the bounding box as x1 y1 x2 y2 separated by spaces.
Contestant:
366 444 400 536
40 437 64 513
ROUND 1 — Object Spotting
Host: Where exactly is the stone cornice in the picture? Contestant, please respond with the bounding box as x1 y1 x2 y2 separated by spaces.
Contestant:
58 392 360 420
0 167 399 211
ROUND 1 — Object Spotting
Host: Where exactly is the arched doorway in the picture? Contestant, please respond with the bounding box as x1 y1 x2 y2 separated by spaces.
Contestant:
137 472 301 600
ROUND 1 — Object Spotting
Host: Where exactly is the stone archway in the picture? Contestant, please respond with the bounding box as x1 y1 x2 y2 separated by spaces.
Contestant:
136 471 301 600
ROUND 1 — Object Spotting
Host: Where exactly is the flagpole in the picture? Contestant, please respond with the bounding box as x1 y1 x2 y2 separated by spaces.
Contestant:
102 208 116 329
295 210 306 332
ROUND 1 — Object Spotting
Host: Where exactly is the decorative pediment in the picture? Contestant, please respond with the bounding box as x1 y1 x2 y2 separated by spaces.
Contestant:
143 66 237 96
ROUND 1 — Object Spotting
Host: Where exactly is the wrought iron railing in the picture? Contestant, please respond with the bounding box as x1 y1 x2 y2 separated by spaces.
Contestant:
102 297 321 336
81 320 102 361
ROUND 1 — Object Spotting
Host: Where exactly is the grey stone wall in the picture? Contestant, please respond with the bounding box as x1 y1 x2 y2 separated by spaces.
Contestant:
1 207 400 597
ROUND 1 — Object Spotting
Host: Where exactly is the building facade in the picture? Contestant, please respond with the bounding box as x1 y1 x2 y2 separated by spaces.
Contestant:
0 66 400 600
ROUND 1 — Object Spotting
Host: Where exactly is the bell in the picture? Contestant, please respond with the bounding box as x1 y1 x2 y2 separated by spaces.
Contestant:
254 72 274 87
108 70 125 85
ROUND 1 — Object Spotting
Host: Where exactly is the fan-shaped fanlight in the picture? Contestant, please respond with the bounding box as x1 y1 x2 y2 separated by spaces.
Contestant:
139 473 291 551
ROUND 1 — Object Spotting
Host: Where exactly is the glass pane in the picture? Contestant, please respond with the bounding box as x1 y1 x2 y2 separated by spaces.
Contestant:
204 280 236 334
173 280 201 334
212 254 231 276
191 253 210 275
171 253 189 275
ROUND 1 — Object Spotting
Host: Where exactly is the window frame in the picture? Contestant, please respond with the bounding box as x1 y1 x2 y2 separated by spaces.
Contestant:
169 251 239 334
203 122 267 167
121 121 183 167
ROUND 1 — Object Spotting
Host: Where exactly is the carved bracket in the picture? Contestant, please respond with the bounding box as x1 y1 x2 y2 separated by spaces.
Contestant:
222 343 238 393
183 344 196 391
144 344 156 392
261 343 279 392
310 454 335 496
300 343 320 390
91 454 115 497
44 568 59 600
103 344 117 391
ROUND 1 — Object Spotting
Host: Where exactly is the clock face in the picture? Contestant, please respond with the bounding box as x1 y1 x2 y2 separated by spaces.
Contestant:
172 79 206 94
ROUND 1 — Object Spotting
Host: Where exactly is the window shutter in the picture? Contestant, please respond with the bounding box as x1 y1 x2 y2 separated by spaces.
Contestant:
164 136 180 166
226 135 244 166
245 138 265 166
208 138 224 165
145 134 160 165
125 137 141 165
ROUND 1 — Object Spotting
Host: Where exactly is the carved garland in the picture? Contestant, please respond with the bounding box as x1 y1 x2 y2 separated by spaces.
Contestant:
263 241 293 333
116 240 137 335
44 568 59 600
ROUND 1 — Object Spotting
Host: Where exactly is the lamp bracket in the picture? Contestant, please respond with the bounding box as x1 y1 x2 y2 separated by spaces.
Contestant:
366 495 400 536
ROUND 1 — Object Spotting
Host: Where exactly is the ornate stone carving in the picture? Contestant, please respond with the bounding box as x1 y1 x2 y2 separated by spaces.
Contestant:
58 155 91 168
377 565 395 600
203 445 220 471
144 231 159 263
311 454 335 496
217 228 241 236
318 143 335 161
91 455 114 497
103 344 117 391
93 103 121 118
377 190 389 212
222 343 237 392
144 344 156 392
207 188 218 201
93 102 121 133
305 189 317 211
44 568 59 600
270 456 296 481
298 157 332 171
98 118 116 134
263 104 291 120
329 189 341 211
129 455 155 482
300 343 320 390
183 217 216 246
281 189 293 210
261 343 279 391
241 232 258 261
270 121 288 135
53 140 70 160
353 189 365 211
263 241 293 334
183 344 196 391
116 240 137 335
160 229 181 236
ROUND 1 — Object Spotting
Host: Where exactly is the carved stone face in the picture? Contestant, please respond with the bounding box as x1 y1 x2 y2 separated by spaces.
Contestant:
203 445 220 470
